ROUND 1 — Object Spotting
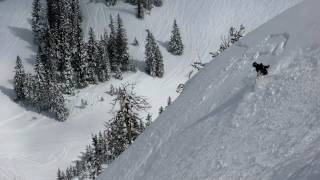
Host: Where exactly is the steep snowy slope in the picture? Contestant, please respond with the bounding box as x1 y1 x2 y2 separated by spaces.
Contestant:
98 0 320 179
0 0 302 179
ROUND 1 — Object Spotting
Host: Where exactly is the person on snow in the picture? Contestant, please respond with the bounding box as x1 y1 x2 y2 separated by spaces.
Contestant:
252 62 270 76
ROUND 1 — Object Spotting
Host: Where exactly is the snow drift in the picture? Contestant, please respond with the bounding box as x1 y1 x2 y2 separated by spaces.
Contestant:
98 0 320 179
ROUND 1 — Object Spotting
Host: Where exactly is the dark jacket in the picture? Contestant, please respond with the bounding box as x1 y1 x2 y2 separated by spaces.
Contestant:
252 62 270 76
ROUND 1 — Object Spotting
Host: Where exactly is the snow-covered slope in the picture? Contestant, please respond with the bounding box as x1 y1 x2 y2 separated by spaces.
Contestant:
0 0 302 179
98 0 320 179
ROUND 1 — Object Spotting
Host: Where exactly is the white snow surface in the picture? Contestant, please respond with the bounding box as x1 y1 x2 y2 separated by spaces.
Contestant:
0 0 303 179
98 0 320 180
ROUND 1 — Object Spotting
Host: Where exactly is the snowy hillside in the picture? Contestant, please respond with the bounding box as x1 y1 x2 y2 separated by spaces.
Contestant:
0 0 302 179
97 0 320 179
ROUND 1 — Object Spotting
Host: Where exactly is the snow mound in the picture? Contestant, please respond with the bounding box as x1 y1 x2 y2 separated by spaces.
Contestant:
98 0 320 179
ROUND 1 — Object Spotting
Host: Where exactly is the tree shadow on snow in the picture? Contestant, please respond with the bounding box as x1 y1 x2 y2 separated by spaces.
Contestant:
0 85 56 120
157 40 169 50
111 7 136 16
8 26 37 53
0 85 16 101
25 54 36 65
131 59 146 72
87 0 106 5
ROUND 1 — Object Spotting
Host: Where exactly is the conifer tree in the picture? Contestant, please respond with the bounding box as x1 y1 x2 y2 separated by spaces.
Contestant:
34 52 50 110
74 40 88 88
108 15 119 71
97 39 111 82
32 0 44 44
109 84 150 147
14 56 26 101
137 0 144 19
46 29 60 81
70 0 87 88
155 43 164 77
145 30 164 77
143 0 154 11
168 19 184 55
145 30 157 76
105 112 128 160
86 27 99 84
22 73 36 104
48 81 69 121
61 56 75 94
32 1 42 39
153 0 163 7
116 14 130 71
57 169 64 180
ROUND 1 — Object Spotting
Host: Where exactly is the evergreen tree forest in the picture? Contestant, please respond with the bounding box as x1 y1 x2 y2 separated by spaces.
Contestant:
57 84 151 180
14 0 136 121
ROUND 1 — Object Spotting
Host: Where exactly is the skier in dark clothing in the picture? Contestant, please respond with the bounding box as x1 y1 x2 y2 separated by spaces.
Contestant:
252 62 270 76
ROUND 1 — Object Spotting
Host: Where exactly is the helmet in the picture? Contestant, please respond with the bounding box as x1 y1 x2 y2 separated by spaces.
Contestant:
252 62 257 67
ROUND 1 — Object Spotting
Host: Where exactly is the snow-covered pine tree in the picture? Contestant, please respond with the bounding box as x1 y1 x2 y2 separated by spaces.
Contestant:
46 0 74 82
86 27 99 84
116 14 130 71
113 66 123 80
145 30 157 76
48 81 69 121
32 0 42 43
105 112 128 160
22 73 36 105
46 28 60 81
70 0 87 88
57 169 64 180
137 0 145 19
143 0 154 11
14 56 26 101
145 30 164 77
91 134 103 177
34 52 50 111
110 84 151 145
168 19 184 55
74 40 89 88
103 29 109 48
98 131 109 163
61 55 75 95
153 0 163 7
155 42 164 77
108 15 119 71
97 38 111 82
